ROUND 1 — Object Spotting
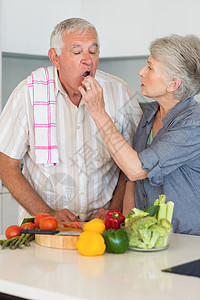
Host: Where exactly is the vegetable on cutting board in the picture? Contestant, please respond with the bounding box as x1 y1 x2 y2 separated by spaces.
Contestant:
63 222 83 229
39 216 58 230
34 213 50 228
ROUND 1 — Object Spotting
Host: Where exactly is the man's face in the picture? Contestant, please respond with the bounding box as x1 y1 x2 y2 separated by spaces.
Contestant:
55 29 99 97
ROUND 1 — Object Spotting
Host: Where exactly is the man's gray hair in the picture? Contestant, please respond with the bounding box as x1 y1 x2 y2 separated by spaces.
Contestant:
149 34 200 101
50 17 99 55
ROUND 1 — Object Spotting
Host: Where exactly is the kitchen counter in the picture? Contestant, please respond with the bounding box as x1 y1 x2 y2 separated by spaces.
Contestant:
0 233 199 300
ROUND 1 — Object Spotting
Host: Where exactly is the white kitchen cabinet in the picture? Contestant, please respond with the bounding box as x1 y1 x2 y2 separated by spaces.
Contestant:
2 0 200 58
0 188 18 235
1 0 82 56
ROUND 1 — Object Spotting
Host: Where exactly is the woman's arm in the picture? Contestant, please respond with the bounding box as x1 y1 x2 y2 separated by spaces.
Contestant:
123 181 135 217
79 77 148 181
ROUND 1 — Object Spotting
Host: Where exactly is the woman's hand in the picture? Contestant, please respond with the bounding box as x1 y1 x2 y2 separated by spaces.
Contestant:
79 76 106 120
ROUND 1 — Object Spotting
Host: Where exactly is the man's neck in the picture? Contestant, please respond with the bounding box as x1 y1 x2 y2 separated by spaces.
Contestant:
68 93 82 107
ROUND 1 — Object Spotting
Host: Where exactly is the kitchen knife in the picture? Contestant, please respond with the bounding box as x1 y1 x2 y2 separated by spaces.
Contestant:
20 229 81 236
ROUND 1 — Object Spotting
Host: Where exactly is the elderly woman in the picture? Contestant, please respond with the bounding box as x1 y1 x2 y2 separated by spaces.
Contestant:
79 34 200 235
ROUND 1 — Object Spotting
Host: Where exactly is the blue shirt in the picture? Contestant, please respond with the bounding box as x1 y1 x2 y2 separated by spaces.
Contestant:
133 97 200 235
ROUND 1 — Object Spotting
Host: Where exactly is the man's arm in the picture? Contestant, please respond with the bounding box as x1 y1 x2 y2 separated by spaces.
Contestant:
122 181 135 217
92 170 126 220
0 152 80 222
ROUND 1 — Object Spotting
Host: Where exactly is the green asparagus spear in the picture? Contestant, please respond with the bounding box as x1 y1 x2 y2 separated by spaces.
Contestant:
19 234 31 248
1 236 19 249
25 235 35 246
10 233 26 250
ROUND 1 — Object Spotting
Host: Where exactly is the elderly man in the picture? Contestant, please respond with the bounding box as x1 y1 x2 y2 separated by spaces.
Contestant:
0 17 142 224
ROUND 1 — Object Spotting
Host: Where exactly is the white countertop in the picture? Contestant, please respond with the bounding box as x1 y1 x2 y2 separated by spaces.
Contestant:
0 233 200 300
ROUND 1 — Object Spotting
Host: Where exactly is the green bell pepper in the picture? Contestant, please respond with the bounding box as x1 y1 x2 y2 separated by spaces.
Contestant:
103 229 129 254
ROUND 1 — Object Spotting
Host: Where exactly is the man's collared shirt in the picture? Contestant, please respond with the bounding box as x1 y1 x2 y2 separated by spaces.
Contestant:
0 67 142 223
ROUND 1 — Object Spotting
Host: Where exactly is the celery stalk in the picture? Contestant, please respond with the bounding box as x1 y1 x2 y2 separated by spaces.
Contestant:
159 194 166 204
154 199 159 206
157 203 167 223
166 201 174 223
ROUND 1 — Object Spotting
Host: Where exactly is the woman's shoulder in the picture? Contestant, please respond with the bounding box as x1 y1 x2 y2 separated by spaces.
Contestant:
167 97 200 128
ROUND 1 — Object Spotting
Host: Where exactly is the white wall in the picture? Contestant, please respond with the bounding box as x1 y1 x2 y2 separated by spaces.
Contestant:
2 0 200 57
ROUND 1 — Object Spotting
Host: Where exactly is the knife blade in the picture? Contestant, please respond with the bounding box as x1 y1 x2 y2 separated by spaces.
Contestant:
20 229 81 236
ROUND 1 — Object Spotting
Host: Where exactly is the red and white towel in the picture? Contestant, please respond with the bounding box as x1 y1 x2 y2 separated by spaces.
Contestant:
27 66 59 165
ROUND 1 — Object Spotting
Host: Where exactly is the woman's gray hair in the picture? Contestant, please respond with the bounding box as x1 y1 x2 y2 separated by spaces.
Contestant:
50 17 99 55
149 34 200 100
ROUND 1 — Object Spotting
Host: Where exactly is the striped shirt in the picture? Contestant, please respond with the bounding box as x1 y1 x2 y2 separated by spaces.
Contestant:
0 67 142 223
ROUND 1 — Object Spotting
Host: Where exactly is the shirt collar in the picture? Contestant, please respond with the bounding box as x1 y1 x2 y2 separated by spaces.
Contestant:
53 67 85 108
140 101 159 128
140 97 197 128
54 68 65 96
162 96 196 126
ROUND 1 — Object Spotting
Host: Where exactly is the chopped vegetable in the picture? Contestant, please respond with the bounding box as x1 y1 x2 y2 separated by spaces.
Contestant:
125 195 174 249
125 216 172 249
105 210 125 230
157 203 167 223
63 222 83 229
166 201 174 223
143 205 160 217
103 229 129 254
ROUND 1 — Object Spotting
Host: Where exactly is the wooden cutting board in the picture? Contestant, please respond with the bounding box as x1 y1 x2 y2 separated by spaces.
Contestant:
35 223 84 250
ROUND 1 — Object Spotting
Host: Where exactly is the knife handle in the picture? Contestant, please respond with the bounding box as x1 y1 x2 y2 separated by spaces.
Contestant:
20 229 60 235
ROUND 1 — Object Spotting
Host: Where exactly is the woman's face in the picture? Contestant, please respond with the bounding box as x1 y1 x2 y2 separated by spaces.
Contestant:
138 56 169 100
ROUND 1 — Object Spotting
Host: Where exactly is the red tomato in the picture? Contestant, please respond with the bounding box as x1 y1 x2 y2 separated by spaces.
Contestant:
63 222 82 229
69 222 83 229
5 225 21 239
34 213 50 228
63 223 70 228
20 222 36 230
39 216 58 230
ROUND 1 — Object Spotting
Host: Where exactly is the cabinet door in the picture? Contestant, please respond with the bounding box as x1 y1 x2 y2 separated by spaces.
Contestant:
2 191 18 234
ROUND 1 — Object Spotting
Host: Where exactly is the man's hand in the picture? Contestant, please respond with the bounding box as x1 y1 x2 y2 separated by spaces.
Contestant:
49 209 82 223
91 208 109 220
